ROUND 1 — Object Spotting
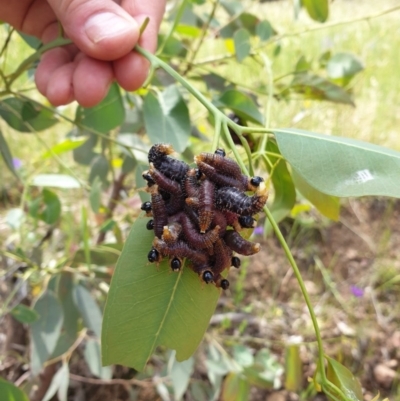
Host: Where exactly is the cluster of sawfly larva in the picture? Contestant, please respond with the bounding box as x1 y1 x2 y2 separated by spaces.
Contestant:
141 144 268 290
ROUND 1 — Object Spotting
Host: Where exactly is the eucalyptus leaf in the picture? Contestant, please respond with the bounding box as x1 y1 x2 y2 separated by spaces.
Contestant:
327 52 364 86
0 98 58 132
234 28 251 62
0 129 18 178
41 137 87 159
143 85 190 152
215 89 264 125
89 154 109 185
84 339 112 379
222 372 250 401
31 174 81 189
290 73 354 106
73 284 103 338
102 215 221 371
274 128 400 198
50 272 80 359
30 290 64 375
326 356 363 401
170 354 195 400
42 363 69 401
302 0 329 22
265 140 296 225
292 169 340 221
38 189 61 224
10 304 39 324
256 20 275 42
0 378 29 401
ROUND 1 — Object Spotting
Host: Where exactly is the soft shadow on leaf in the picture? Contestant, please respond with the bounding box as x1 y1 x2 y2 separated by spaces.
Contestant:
274 128 400 198
102 215 221 371
292 169 340 221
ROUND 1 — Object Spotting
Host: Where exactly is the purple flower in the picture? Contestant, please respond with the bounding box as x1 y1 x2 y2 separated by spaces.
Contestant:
12 158 22 170
253 226 264 235
351 285 364 298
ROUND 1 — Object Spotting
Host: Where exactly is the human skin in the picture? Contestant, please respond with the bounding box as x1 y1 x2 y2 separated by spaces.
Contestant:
0 0 166 107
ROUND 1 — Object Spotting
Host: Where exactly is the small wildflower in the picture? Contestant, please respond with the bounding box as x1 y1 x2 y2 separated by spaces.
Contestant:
253 226 264 235
12 157 22 169
351 285 364 298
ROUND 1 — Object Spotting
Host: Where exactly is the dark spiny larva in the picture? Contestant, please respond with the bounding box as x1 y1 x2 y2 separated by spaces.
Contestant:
215 183 268 216
223 230 260 256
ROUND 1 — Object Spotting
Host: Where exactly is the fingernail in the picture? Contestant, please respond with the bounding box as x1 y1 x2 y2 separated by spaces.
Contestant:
85 12 133 43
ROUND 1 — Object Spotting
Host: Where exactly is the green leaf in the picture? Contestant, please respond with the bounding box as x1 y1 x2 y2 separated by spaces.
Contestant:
222 372 250 401
72 131 99 166
290 73 354 106
71 244 121 267
0 129 18 178
31 290 64 375
17 31 42 49
0 378 29 401
256 20 275 42
73 284 103 338
31 174 81 189
50 272 80 359
326 356 363 401
41 137 87 159
274 128 400 198
38 189 61 224
175 24 201 37
233 345 253 367
90 176 103 213
265 140 296 224
170 354 195 400
220 0 244 16
303 0 329 23
327 52 364 86
233 28 251 62
285 344 302 392
292 169 340 220
102 215 221 371
215 89 264 125
10 304 39 324
0 98 58 132
143 85 190 152
160 35 187 57
75 83 125 133
84 339 112 380
89 154 109 185
42 362 69 401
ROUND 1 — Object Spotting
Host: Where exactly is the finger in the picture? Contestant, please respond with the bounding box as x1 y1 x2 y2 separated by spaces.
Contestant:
113 2 166 91
73 56 114 107
47 0 140 60
45 63 76 106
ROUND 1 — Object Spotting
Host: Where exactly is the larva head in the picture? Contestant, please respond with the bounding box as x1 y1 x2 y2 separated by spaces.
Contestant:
250 176 264 187
202 270 214 284
238 215 256 229
141 201 152 212
146 219 154 230
170 257 182 271
147 248 159 263
231 256 241 268
220 279 230 290
214 148 226 157
142 171 155 186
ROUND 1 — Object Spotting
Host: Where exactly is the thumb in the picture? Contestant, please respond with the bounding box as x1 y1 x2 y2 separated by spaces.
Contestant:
47 0 139 60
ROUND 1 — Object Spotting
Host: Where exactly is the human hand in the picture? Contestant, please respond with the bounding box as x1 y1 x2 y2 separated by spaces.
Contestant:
1 0 166 107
